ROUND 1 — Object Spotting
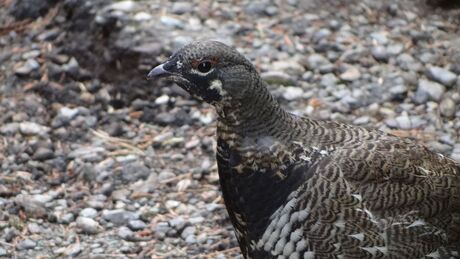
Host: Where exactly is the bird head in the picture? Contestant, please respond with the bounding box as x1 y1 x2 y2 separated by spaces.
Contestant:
147 41 257 104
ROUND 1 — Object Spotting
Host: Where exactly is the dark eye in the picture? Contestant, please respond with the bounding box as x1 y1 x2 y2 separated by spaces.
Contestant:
197 61 212 73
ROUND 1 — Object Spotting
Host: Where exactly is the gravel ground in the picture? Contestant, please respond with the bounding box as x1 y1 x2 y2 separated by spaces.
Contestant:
0 0 459 258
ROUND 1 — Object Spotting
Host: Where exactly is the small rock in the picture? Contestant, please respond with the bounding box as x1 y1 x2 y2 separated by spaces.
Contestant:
27 222 42 234
426 66 457 87
160 16 184 29
171 2 192 14
416 79 445 102
389 84 407 101
15 59 40 75
102 209 139 225
339 66 361 81
371 46 389 62
154 95 170 105
0 247 7 256
19 122 50 136
261 71 295 85
108 0 136 12
15 194 47 218
76 217 100 234
181 226 196 239
439 98 456 118
169 216 186 230
64 243 81 257
17 239 36 250
165 200 180 209
118 226 135 241
133 12 152 21
79 208 98 219
320 73 339 87
128 220 147 231
282 87 303 101
62 57 79 78
121 162 150 182
32 147 54 161
305 54 330 69
0 122 19 135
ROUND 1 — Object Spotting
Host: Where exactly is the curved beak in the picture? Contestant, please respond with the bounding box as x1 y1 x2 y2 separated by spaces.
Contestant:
147 63 171 80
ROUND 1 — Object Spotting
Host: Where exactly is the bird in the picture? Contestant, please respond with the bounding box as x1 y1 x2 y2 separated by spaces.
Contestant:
147 41 460 259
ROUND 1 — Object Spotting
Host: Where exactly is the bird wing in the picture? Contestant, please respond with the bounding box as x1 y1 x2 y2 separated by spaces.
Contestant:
255 139 460 258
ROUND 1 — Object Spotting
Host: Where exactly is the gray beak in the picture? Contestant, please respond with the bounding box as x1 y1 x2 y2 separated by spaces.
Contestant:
147 63 171 80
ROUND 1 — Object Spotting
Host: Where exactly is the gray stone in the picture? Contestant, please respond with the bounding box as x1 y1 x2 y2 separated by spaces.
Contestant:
128 220 147 231
102 209 139 225
171 2 192 14
27 222 42 234
19 122 50 136
121 162 150 182
3 227 19 242
169 216 186 230
17 239 36 250
389 84 407 100
15 59 40 75
426 66 457 87
320 73 339 87
76 217 100 234
153 222 170 238
59 213 75 224
0 122 19 135
0 247 7 256
79 208 98 219
261 71 295 85
181 226 196 239
15 194 47 218
416 79 445 102
65 243 81 257
282 87 303 101
440 98 456 118
339 66 361 81
160 16 184 29
371 46 389 62
305 54 330 69
117 226 134 241
32 147 54 161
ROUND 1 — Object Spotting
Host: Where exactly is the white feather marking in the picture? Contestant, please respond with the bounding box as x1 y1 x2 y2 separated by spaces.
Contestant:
290 228 303 242
407 219 425 228
176 60 183 69
289 252 300 259
295 239 307 252
280 223 292 238
334 218 346 228
189 68 214 76
426 250 441 258
274 237 286 255
349 233 365 241
283 241 295 256
352 194 362 201
303 251 315 259
277 214 290 228
209 80 224 95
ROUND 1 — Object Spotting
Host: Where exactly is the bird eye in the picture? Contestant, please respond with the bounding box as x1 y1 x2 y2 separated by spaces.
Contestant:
197 61 212 73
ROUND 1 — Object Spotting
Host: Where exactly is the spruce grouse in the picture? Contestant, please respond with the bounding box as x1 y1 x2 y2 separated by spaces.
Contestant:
147 41 460 259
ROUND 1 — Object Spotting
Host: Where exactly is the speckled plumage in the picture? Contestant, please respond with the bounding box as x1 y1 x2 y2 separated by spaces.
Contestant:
148 41 460 259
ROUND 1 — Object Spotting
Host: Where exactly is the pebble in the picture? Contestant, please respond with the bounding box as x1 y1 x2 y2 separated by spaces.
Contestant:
32 147 54 161
169 216 186 230
128 220 147 231
108 0 136 12
181 226 196 239
305 53 330 69
79 208 98 219
102 209 139 225
171 2 192 14
19 122 50 136
282 87 303 100
416 79 445 102
117 226 135 241
15 194 47 218
76 217 100 234
426 66 457 87
439 98 456 118
371 46 389 62
17 239 36 250
0 247 7 256
15 59 40 75
339 66 361 81
261 71 295 85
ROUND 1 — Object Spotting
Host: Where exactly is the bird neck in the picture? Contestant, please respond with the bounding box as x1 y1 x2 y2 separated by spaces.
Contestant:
216 80 292 141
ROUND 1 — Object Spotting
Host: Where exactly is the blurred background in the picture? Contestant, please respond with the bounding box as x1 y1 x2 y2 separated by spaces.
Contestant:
0 0 459 258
